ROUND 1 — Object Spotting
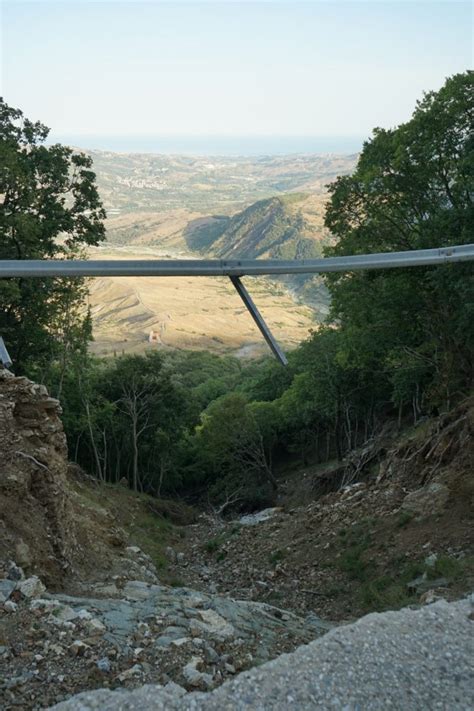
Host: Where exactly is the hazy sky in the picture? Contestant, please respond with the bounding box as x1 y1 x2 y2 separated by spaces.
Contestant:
1 1 472 139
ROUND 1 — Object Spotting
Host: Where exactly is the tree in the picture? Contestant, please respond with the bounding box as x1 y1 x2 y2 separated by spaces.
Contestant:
195 392 276 510
0 99 106 373
324 72 474 412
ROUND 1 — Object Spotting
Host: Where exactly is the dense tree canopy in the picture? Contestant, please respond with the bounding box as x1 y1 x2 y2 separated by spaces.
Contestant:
0 98 106 372
324 71 473 412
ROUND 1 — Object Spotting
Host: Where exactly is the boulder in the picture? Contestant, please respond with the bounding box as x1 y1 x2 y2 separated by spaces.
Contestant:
0 579 16 602
18 576 46 598
400 482 449 517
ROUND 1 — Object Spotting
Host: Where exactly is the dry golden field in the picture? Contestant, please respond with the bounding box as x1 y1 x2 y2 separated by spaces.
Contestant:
87 247 317 359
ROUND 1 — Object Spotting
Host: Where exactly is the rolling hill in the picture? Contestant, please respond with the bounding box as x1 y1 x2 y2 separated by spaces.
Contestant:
82 151 356 357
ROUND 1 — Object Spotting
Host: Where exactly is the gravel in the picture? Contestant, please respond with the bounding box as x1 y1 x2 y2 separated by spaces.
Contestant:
50 597 474 710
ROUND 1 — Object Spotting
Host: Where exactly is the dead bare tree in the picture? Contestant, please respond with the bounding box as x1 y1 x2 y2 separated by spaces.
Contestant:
117 375 160 492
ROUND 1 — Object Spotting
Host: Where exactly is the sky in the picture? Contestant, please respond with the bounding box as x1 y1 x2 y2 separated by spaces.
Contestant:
1 0 472 145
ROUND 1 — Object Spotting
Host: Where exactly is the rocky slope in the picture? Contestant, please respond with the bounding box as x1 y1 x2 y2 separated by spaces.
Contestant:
0 372 472 709
50 597 474 711
0 369 159 591
0 574 329 709
164 399 474 621
0 369 80 587
0 372 329 710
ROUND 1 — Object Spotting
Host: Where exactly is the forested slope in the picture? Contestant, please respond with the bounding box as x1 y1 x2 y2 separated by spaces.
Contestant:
0 72 472 512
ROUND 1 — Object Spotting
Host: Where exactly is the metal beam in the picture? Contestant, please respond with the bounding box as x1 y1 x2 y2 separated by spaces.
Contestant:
0 244 472 278
230 276 288 366
0 243 472 366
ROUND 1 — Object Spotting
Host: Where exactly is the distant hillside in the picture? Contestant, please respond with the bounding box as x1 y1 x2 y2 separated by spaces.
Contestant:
183 193 332 312
86 150 357 214
186 193 328 260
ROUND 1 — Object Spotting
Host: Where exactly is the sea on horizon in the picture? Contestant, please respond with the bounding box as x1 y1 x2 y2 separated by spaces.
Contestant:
48 133 364 156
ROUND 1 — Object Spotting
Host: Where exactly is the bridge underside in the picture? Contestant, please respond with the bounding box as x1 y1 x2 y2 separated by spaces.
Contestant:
0 244 472 365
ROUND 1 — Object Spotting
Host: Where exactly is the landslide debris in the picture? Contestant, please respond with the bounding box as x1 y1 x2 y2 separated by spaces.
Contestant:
49 597 474 711
0 565 329 709
165 398 474 621
0 369 159 590
0 370 472 710
0 370 329 710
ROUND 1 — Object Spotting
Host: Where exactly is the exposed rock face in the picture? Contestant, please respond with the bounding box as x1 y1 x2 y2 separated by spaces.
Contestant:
400 482 450 517
49 598 474 711
0 370 79 586
0 371 162 592
0 580 330 708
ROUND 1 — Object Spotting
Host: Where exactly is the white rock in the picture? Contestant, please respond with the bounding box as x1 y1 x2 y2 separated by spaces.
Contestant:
118 664 142 681
17 576 45 598
49 643 65 656
196 609 235 640
123 580 161 601
30 598 58 612
85 618 107 635
76 609 93 620
125 546 142 556
0 580 16 603
239 507 281 526
165 546 177 563
47 605 78 625
171 638 191 647
425 553 438 567
3 600 17 613
70 640 91 657
182 656 213 689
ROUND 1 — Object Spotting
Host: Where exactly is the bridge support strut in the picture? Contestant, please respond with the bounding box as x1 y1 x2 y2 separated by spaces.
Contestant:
229 276 288 367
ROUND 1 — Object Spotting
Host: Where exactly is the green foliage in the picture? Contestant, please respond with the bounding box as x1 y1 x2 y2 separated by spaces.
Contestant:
356 554 470 613
184 216 229 252
395 511 414 529
7 75 473 515
0 99 106 373
204 537 222 553
193 391 278 510
335 519 378 581
428 554 464 581
324 72 474 412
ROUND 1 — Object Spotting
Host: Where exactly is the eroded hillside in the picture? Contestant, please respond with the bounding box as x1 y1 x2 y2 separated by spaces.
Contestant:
1 372 472 711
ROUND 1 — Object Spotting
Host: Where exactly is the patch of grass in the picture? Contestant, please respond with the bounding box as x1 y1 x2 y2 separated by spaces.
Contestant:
357 554 471 614
428 555 464 581
337 543 370 581
74 480 177 572
395 510 414 528
335 519 376 581
203 526 241 556
204 537 222 554
358 579 415 612
269 549 285 566
216 550 228 562
168 577 185 588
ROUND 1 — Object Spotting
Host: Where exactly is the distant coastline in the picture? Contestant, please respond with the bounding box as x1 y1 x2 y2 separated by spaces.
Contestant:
48 134 364 156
